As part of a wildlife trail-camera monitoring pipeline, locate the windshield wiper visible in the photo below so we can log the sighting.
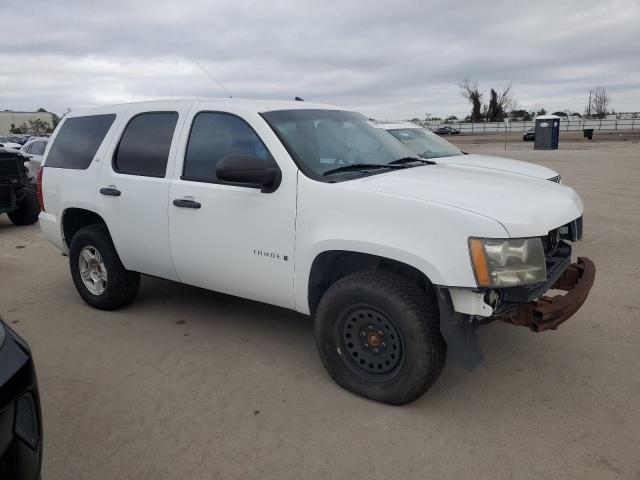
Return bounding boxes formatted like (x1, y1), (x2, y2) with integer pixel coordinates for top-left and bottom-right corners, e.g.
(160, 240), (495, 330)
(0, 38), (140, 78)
(322, 163), (404, 176)
(388, 156), (436, 166)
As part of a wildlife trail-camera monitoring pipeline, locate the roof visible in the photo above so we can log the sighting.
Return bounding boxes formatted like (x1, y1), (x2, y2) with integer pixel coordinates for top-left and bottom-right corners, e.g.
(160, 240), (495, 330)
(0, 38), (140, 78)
(535, 115), (561, 120)
(66, 98), (346, 118)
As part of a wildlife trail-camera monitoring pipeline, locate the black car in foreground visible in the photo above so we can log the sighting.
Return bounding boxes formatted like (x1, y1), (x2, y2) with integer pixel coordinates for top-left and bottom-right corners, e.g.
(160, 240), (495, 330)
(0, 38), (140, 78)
(523, 127), (535, 141)
(0, 318), (42, 479)
(433, 126), (461, 135)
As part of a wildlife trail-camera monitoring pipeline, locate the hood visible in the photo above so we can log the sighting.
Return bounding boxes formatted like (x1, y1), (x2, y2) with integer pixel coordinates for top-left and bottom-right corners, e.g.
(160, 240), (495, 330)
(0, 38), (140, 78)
(353, 164), (582, 237)
(433, 154), (557, 180)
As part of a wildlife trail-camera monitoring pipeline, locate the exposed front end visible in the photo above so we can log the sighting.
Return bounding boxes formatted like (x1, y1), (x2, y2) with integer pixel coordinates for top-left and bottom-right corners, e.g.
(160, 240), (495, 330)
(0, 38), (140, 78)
(438, 216), (595, 369)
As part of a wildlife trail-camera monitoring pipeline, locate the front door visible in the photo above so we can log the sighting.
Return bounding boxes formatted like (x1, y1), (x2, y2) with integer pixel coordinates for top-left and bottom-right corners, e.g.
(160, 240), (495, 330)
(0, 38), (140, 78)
(168, 108), (296, 309)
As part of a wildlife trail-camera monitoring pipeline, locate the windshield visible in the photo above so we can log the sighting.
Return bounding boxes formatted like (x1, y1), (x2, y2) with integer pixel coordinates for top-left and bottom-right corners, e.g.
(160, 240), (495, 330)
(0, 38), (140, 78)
(262, 109), (419, 179)
(387, 128), (463, 159)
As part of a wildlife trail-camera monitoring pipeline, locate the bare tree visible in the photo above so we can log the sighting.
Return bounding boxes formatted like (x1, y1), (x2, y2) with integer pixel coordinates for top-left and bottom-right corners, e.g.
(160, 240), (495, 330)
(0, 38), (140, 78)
(590, 86), (610, 119)
(458, 79), (483, 122)
(460, 80), (514, 122)
(496, 84), (514, 115)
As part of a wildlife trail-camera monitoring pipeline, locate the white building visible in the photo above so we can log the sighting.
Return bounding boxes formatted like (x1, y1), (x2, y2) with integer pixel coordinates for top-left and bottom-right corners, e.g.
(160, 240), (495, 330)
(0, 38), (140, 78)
(0, 110), (55, 134)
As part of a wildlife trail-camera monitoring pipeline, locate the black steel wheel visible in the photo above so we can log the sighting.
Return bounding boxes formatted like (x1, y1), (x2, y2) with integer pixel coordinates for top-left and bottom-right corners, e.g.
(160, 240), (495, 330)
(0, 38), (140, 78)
(339, 306), (404, 380)
(315, 270), (446, 405)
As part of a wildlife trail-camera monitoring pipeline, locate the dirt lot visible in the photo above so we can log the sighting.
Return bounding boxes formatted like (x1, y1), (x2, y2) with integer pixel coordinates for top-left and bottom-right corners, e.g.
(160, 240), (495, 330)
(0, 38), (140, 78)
(1, 138), (639, 479)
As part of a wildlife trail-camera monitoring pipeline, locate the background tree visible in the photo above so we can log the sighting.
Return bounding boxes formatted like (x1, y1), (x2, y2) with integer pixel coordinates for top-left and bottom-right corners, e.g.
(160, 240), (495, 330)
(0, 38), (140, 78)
(510, 109), (532, 121)
(27, 119), (51, 135)
(460, 80), (514, 122)
(591, 86), (610, 119)
(458, 79), (483, 122)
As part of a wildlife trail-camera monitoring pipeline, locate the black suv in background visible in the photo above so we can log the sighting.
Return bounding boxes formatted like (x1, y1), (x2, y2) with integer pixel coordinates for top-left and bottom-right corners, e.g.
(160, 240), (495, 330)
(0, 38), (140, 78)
(0, 318), (43, 479)
(0, 148), (41, 225)
(523, 127), (535, 141)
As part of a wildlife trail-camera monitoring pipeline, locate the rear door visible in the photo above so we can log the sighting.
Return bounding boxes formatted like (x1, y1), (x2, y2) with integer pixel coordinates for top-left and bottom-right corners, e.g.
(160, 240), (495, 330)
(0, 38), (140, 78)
(95, 102), (192, 280)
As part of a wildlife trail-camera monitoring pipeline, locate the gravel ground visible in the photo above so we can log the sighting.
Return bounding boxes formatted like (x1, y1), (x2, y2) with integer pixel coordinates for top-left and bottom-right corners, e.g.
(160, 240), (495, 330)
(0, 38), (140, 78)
(1, 138), (639, 479)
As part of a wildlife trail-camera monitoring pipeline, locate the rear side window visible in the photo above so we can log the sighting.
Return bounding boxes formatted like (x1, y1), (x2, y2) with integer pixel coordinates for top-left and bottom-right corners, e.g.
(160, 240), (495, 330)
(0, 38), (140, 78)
(46, 114), (115, 169)
(113, 112), (178, 177)
(182, 112), (270, 183)
(31, 141), (47, 156)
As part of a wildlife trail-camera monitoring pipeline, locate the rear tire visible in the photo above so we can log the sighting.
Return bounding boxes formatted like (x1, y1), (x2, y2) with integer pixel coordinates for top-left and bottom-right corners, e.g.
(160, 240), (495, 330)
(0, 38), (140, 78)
(314, 270), (446, 405)
(7, 188), (40, 225)
(69, 224), (140, 310)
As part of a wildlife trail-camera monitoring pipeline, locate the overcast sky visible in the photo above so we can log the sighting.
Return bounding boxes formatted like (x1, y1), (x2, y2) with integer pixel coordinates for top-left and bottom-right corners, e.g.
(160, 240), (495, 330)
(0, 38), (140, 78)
(1, 0), (639, 119)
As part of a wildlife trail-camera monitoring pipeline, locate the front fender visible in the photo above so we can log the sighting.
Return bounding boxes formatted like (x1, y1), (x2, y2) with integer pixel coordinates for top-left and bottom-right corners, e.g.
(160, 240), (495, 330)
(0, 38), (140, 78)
(294, 175), (508, 314)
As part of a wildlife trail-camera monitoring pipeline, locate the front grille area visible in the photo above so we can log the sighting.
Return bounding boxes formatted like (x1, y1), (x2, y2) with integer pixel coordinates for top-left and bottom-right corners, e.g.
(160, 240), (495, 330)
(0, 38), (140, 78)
(0, 159), (20, 179)
(0, 185), (13, 208)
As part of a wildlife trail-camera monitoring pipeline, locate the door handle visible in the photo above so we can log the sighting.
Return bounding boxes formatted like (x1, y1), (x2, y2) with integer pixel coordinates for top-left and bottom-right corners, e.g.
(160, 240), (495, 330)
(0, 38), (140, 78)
(173, 198), (201, 209)
(100, 186), (121, 196)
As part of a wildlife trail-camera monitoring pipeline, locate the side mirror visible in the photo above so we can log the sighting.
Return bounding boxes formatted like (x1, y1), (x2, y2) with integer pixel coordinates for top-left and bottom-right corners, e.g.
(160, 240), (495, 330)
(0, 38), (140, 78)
(216, 155), (280, 193)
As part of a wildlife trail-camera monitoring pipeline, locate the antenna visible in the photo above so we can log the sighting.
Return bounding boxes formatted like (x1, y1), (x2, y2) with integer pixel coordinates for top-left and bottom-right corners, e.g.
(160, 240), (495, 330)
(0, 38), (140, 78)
(195, 61), (232, 98)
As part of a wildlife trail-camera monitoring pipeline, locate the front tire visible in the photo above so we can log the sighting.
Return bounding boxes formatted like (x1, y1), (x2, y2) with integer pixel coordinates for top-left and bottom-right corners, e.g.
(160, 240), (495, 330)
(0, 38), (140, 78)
(7, 188), (40, 225)
(69, 224), (140, 310)
(315, 270), (446, 405)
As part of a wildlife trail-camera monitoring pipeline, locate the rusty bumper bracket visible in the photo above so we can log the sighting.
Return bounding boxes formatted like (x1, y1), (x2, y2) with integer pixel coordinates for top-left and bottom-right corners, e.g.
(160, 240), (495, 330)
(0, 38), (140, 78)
(496, 257), (596, 332)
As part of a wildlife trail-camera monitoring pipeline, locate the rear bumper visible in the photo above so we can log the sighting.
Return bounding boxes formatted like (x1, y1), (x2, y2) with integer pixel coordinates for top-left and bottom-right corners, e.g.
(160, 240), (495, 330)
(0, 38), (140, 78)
(0, 322), (43, 480)
(495, 257), (596, 332)
(39, 210), (66, 253)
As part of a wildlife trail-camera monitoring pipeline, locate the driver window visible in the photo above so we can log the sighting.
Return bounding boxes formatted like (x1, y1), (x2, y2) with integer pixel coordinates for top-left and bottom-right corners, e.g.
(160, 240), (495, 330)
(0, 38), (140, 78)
(182, 112), (272, 184)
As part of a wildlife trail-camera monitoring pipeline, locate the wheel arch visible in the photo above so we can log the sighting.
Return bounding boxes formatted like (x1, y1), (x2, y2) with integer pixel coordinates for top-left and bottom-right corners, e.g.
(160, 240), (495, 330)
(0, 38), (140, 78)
(305, 249), (439, 315)
(61, 208), (107, 248)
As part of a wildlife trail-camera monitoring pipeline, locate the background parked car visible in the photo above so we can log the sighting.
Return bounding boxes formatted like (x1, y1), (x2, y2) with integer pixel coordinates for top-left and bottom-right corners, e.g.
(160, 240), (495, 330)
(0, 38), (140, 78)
(20, 137), (48, 181)
(0, 135), (22, 150)
(433, 126), (461, 135)
(0, 317), (43, 480)
(523, 127), (535, 141)
(0, 148), (41, 225)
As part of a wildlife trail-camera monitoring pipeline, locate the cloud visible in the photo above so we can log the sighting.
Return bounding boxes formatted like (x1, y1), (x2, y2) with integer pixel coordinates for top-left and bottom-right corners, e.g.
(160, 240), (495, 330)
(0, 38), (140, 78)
(1, 0), (638, 119)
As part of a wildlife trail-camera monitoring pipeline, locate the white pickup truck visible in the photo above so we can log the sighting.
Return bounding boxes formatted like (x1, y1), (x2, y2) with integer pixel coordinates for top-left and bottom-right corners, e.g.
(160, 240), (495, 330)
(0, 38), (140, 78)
(37, 99), (595, 404)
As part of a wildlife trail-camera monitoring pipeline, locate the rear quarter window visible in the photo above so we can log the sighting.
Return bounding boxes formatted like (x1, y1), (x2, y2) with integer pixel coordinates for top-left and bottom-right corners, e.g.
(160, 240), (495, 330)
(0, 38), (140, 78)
(45, 114), (116, 169)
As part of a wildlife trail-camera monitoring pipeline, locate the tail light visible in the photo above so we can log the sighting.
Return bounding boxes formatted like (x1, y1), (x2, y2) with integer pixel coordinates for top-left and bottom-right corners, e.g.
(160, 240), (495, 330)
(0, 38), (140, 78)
(36, 167), (45, 212)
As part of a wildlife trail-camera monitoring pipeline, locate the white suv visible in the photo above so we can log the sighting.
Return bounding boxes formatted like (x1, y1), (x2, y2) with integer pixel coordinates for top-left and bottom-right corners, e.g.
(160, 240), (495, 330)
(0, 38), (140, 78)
(38, 99), (595, 404)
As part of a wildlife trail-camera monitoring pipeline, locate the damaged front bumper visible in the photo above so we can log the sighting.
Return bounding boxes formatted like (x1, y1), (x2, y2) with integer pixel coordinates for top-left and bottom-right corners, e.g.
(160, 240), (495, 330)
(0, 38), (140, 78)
(437, 248), (596, 370)
(494, 257), (595, 332)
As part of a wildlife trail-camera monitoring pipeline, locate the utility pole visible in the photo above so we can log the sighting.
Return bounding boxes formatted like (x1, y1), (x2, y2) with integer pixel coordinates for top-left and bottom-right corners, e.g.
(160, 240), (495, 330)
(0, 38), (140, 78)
(587, 91), (592, 118)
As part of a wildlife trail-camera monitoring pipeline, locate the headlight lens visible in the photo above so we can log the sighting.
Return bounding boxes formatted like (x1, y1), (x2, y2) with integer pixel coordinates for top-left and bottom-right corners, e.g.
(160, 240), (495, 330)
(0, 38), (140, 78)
(469, 237), (547, 287)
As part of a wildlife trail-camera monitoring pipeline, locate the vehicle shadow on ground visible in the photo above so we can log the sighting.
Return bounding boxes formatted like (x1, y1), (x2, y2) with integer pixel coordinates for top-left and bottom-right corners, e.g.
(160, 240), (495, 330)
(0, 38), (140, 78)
(128, 274), (517, 409)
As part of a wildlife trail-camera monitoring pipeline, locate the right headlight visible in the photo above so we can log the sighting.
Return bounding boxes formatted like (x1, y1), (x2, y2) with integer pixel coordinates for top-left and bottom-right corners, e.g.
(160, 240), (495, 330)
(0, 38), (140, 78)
(469, 237), (547, 287)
